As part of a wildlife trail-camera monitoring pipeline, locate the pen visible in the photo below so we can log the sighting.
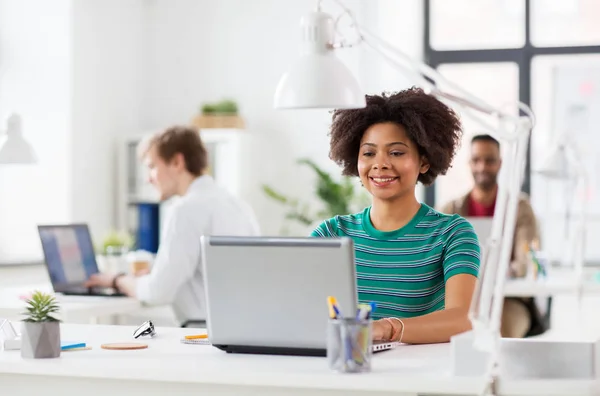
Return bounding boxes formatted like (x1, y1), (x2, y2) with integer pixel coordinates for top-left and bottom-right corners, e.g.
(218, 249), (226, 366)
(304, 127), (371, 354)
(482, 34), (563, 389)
(184, 334), (209, 340)
(329, 296), (343, 319)
(333, 304), (342, 319)
(356, 304), (370, 320)
(367, 302), (376, 319)
(327, 296), (337, 319)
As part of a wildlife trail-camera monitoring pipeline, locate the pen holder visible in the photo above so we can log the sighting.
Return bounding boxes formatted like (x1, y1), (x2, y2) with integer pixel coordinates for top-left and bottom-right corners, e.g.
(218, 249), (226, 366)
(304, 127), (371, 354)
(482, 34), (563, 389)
(327, 318), (372, 373)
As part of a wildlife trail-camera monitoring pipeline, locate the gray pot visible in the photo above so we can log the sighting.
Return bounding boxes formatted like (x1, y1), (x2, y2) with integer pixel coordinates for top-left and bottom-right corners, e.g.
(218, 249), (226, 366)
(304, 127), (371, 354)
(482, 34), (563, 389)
(21, 322), (61, 359)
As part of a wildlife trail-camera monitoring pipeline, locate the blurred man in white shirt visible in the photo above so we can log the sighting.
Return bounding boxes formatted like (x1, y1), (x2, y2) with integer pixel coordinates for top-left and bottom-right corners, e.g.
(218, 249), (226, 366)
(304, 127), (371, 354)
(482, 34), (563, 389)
(85, 126), (260, 325)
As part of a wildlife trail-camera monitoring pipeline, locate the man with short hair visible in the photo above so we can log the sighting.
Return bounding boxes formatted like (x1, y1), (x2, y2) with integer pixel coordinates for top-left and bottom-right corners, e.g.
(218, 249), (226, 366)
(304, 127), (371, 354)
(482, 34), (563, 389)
(86, 126), (260, 326)
(438, 134), (543, 338)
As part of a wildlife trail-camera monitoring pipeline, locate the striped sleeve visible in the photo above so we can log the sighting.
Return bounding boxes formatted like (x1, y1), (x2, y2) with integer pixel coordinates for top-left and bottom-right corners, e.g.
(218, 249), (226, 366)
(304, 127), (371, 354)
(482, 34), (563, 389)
(310, 217), (339, 237)
(442, 216), (481, 281)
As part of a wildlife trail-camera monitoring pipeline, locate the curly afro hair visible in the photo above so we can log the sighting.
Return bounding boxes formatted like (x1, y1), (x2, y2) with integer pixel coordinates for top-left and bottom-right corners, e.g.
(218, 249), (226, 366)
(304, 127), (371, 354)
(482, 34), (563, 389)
(328, 87), (463, 186)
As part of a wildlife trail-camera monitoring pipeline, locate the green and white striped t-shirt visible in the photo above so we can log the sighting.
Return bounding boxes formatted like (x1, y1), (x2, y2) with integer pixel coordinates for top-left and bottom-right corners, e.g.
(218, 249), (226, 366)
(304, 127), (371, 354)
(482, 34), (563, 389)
(311, 203), (480, 319)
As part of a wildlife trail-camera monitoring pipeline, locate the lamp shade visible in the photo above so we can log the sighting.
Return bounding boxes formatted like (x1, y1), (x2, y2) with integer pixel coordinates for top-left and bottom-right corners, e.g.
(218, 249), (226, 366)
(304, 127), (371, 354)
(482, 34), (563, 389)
(273, 10), (365, 110)
(0, 114), (37, 164)
(535, 144), (572, 180)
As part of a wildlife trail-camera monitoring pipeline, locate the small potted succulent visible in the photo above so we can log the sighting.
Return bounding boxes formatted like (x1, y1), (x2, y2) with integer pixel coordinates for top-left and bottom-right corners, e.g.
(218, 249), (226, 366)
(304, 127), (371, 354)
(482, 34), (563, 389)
(21, 291), (61, 359)
(191, 98), (245, 129)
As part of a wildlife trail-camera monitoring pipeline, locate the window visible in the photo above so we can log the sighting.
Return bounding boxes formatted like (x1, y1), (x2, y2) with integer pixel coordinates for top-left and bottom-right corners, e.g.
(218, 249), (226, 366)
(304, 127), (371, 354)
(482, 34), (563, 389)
(530, 54), (600, 263)
(531, 0), (600, 47)
(430, 0), (525, 50)
(434, 63), (519, 206)
(425, 0), (600, 265)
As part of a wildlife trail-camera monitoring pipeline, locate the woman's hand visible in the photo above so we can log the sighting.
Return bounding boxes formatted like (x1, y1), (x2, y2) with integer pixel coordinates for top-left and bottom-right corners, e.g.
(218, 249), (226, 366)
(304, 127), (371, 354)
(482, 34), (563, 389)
(371, 319), (393, 341)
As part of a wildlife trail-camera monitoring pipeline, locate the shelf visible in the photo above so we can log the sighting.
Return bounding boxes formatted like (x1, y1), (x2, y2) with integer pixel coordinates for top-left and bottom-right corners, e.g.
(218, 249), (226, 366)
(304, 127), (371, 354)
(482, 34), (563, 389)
(117, 128), (246, 241)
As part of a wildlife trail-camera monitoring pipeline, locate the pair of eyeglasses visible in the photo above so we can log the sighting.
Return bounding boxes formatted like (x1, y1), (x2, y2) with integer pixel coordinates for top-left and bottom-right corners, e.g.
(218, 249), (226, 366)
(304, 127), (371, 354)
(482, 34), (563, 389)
(133, 320), (156, 339)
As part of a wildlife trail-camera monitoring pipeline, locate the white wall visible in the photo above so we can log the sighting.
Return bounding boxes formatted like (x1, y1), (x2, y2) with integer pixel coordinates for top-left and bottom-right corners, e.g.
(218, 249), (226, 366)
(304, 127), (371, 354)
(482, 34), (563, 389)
(143, 0), (424, 235)
(142, 0), (356, 235)
(358, 0), (424, 94)
(0, 0), (72, 264)
(0, 0), (146, 263)
(358, 0), (425, 201)
(0, 0), (425, 262)
(70, 0), (146, 242)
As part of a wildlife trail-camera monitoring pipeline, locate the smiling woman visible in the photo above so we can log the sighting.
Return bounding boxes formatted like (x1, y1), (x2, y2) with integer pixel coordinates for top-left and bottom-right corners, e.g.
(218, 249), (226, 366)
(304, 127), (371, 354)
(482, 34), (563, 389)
(311, 88), (480, 345)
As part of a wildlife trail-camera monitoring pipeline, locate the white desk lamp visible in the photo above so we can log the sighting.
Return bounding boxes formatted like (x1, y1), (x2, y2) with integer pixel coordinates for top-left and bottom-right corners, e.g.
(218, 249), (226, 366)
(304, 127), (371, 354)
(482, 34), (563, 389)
(274, 0), (535, 388)
(0, 113), (37, 165)
(536, 132), (587, 280)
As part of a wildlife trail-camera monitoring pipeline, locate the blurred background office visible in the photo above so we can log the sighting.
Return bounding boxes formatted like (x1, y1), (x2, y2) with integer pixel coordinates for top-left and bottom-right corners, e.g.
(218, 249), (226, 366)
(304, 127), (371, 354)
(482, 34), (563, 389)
(1, 0), (599, 332)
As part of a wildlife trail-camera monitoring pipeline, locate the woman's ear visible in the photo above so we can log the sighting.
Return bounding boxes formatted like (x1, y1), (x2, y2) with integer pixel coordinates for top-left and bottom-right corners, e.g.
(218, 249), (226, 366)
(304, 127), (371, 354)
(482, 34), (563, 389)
(420, 156), (430, 174)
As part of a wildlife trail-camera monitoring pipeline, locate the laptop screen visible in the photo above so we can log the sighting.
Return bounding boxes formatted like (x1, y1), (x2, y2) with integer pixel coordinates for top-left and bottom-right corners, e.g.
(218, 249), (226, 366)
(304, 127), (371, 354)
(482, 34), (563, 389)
(463, 217), (493, 254)
(38, 224), (98, 286)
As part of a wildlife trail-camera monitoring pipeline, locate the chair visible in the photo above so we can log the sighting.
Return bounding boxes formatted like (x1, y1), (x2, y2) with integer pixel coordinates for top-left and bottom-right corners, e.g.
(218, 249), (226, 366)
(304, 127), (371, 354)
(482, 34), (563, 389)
(525, 297), (552, 337)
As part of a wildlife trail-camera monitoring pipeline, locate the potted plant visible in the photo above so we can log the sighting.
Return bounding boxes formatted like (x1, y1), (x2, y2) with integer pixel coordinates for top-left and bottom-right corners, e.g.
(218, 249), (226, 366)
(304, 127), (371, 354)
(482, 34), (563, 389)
(21, 291), (61, 359)
(192, 98), (245, 129)
(96, 230), (134, 273)
(262, 158), (370, 234)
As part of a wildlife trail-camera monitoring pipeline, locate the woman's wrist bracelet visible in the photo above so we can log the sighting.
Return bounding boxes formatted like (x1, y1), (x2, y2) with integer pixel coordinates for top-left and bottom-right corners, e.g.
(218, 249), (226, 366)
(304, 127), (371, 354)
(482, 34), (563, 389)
(383, 317), (405, 343)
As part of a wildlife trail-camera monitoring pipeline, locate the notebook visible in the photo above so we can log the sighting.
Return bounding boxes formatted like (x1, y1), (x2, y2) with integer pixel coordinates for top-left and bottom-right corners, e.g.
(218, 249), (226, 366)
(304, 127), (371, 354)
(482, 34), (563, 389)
(181, 338), (210, 345)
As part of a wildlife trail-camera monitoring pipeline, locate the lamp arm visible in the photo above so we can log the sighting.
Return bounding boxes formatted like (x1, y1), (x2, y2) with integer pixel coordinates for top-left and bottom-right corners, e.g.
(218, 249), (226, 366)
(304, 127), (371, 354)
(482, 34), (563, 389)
(322, 6), (536, 126)
(357, 33), (508, 133)
(310, 0), (536, 380)
(360, 27), (535, 353)
(324, 0), (536, 355)
(576, 173), (587, 279)
(488, 119), (531, 336)
(323, 3), (537, 134)
(358, 27), (512, 117)
(566, 144), (588, 279)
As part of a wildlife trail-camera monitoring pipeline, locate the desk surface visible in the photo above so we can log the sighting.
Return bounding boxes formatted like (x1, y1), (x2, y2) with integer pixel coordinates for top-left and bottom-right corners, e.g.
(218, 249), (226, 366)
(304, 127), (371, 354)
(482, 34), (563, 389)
(504, 275), (581, 297)
(0, 285), (140, 322)
(1, 324), (597, 396)
(0, 324), (488, 396)
(502, 267), (600, 297)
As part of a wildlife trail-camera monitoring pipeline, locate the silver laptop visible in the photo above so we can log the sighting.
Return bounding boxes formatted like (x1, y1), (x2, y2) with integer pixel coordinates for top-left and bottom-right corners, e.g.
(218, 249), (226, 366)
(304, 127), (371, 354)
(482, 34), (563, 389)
(464, 217), (493, 255)
(37, 224), (123, 297)
(200, 236), (397, 356)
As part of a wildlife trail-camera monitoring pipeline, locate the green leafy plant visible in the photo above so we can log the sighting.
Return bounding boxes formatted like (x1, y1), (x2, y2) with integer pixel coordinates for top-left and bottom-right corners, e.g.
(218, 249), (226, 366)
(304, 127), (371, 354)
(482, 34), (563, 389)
(201, 99), (238, 115)
(22, 291), (60, 322)
(99, 230), (134, 255)
(201, 103), (217, 114)
(213, 99), (238, 114)
(262, 158), (370, 228)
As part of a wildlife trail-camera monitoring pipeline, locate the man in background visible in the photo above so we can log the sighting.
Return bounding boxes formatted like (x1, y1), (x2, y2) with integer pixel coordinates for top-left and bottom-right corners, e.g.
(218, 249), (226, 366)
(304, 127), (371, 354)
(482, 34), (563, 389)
(438, 134), (544, 338)
(86, 126), (260, 326)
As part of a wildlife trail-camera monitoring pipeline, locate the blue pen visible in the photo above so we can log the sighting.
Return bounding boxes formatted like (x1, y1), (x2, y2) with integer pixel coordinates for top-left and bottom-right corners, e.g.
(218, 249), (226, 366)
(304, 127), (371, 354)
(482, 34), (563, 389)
(333, 304), (342, 319)
(367, 302), (377, 319)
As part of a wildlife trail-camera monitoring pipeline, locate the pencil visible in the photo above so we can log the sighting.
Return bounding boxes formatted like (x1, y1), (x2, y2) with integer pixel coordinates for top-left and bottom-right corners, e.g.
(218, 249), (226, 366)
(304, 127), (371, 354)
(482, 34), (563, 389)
(184, 334), (209, 340)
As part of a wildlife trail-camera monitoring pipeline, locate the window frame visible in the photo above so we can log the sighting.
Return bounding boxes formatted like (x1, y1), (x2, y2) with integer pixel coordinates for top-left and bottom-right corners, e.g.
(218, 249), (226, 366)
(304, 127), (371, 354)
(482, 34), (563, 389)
(423, 0), (600, 207)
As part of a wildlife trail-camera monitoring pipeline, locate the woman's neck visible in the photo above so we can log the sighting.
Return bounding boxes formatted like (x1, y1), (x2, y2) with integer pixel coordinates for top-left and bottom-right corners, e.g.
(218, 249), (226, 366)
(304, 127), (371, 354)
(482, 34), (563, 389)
(370, 194), (422, 232)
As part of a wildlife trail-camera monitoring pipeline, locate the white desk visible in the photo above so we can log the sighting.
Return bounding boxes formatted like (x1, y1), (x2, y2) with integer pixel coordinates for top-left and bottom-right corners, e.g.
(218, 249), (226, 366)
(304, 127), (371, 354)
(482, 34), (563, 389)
(0, 324), (486, 396)
(501, 266), (600, 298)
(0, 324), (597, 396)
(0, 285), (140, 323)
(504, 275), (581, 298)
